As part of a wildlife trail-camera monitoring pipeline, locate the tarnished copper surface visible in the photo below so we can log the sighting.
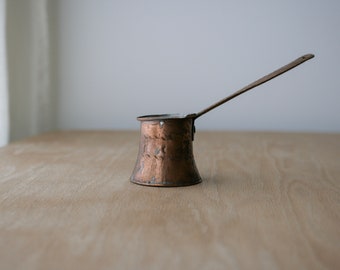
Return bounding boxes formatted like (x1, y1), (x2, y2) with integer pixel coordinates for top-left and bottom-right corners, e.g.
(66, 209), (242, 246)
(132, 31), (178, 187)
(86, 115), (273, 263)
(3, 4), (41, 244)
(130, 114), (201, 187)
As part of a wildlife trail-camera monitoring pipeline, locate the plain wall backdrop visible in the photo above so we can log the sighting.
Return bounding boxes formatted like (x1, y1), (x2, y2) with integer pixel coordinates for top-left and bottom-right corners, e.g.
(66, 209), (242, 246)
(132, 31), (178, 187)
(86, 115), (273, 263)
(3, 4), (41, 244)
(55, 0), (340, 132)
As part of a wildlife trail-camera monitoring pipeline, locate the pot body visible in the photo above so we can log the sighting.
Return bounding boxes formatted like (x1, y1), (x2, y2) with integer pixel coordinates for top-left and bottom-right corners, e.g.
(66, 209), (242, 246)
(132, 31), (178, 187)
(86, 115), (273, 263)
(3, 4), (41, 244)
(130, 115), (201, 187)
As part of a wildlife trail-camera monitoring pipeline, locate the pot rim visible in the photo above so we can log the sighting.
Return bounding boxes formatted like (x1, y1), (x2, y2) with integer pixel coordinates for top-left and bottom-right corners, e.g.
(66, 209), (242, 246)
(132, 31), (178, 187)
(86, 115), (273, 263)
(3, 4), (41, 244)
(137, 113), (196, 121)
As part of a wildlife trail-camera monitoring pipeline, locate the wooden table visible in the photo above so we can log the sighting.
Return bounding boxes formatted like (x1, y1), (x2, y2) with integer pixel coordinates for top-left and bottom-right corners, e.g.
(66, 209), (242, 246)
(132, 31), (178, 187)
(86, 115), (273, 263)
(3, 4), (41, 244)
(0, 131), (339, 270)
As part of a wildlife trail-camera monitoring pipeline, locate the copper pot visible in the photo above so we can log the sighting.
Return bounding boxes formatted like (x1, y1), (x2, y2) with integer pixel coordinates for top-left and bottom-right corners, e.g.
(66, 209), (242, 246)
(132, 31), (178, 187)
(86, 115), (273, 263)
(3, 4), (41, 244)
(130, 114), (200, 187)
(131, 54), (314, 187)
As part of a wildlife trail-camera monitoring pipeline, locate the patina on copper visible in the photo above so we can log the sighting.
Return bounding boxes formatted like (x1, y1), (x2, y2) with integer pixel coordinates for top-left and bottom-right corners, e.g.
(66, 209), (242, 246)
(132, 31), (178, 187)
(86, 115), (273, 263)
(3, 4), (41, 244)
(131, 54), (315, 187)
(130, 114), (201, 187)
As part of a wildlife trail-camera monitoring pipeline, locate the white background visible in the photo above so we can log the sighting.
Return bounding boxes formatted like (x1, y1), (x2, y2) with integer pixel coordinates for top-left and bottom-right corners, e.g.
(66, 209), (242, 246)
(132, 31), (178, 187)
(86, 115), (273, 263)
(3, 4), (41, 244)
(54, 0), (340, 132)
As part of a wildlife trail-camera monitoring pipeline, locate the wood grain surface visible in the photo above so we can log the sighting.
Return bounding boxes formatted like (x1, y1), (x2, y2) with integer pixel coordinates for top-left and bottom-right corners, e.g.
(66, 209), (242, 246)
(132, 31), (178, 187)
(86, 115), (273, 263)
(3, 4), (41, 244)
(0, 131), (339, 270)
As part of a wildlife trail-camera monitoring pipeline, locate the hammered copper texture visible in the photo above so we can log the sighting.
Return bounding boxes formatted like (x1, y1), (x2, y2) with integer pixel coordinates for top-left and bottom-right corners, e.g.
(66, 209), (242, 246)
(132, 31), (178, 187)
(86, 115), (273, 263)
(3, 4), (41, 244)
(130, 117), (201, 187)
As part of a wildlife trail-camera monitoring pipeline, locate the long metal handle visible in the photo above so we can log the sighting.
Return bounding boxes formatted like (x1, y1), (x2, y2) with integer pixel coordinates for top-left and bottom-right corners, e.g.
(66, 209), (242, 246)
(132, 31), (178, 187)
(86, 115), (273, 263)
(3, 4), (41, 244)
(194, 54), (314, 119)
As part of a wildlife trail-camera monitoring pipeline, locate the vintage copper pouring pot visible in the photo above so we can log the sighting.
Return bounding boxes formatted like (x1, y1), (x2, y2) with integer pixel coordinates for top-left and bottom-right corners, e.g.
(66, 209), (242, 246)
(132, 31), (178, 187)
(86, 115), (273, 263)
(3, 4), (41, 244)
(131, 54), (314, 187)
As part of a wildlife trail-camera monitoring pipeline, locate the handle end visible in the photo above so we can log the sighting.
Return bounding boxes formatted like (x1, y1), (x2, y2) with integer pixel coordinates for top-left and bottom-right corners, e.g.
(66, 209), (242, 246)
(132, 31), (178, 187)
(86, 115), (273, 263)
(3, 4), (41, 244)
(302, 54), (315, 61)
